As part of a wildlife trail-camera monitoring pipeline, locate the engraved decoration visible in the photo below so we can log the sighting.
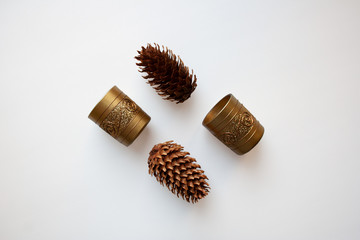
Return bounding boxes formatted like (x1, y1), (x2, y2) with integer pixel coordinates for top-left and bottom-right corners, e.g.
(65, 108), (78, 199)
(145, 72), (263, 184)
(220, 111), (254, 146)
(100, 97), (138, 138)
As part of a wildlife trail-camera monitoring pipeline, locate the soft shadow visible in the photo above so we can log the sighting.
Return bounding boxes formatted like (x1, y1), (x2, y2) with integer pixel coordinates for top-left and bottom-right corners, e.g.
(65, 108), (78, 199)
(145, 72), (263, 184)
(128, 125), (153, 158)
(239, 142), (264, 170)
(159, 91), (200, 119)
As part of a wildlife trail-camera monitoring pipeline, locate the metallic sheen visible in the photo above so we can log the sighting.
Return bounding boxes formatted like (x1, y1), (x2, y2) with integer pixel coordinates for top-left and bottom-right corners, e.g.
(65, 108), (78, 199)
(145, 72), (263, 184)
(202, 94), (264, 155)
(88, 86), (151, 146)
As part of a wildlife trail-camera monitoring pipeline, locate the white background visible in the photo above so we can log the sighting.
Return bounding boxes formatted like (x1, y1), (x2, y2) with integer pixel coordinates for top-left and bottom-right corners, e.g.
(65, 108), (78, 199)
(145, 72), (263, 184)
(1, 0), (360, 239)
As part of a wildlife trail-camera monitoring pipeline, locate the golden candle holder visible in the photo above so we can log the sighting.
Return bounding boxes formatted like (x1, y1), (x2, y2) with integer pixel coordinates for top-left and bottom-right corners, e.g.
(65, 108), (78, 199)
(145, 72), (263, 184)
(89, 86), (151, 146)
(202, 94), (264, 155)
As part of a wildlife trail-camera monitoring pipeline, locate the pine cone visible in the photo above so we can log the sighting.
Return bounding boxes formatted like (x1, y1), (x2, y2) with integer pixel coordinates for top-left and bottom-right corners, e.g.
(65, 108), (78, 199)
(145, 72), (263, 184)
(148, 141), (210, 203)
(135, 43), (197, 104)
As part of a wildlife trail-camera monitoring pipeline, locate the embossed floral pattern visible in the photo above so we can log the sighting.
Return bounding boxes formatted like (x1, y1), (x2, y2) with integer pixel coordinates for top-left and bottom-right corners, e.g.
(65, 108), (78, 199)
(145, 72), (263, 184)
(123, 98), (138, 112)
(220, 112), (254, 147)
(240, 112), (253, 127)
(222, 132), (237, 145)
(100, 97), (139, 138)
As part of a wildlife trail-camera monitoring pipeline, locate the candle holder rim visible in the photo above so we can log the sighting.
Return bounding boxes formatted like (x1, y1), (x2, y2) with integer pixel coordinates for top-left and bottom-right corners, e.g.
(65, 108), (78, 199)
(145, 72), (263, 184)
(88, 85), (120, 123)
(202, 93), (233, 126)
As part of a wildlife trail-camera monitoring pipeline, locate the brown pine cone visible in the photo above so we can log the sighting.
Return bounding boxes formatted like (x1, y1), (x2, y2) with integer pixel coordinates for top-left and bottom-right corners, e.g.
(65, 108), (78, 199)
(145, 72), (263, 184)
(148, 141), (210, 203)
(135, 43), (197, 104)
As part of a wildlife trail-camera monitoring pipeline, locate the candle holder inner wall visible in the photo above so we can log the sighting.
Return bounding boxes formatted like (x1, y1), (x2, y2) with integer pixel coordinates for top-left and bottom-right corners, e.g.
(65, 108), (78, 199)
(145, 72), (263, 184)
(202, 94), (264, 155)
(88, 86), (151, 146)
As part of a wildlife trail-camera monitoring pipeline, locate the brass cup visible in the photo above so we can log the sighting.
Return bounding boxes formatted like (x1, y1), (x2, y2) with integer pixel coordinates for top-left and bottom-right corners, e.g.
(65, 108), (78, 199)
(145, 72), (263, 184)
(202, 94), (264, 155)
(88, 86), (151, 146)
